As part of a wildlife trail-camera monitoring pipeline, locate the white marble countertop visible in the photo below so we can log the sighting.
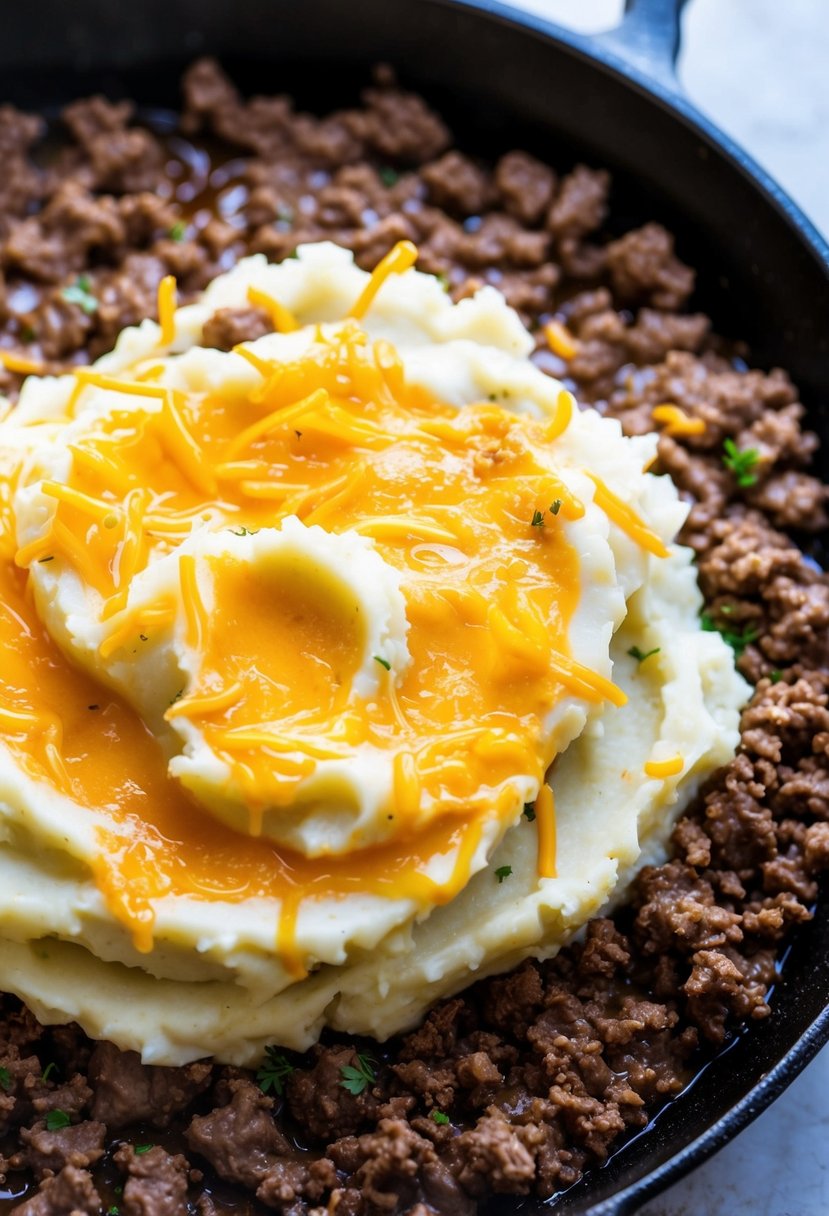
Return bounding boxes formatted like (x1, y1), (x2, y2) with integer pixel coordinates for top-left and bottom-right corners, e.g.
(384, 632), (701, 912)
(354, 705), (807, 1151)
(501, 2), (829, 1212)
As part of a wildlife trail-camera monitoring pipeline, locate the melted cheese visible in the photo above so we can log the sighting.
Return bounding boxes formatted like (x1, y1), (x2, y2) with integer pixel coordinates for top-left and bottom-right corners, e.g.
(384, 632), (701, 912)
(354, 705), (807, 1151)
(0, 244), (691, 973)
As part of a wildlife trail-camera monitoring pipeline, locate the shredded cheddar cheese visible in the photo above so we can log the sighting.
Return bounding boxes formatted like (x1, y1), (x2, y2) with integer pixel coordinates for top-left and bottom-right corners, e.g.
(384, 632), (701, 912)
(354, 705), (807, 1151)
(544, 319), (579, 361)
(652, 403), (706, 437)
(535, 783), (557, 878)
(349, 240), (418, 320)
(644, 755), (684, 779)
(247, 285), (300, 333)
(588, 474), (670, 559)
(157, 275), (178, 346)
(0, 351), (49, 377)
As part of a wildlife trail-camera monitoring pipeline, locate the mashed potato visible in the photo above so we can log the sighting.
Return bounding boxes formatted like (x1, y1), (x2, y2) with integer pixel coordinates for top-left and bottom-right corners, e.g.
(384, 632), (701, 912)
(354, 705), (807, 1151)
(0, 242), (748, 1063)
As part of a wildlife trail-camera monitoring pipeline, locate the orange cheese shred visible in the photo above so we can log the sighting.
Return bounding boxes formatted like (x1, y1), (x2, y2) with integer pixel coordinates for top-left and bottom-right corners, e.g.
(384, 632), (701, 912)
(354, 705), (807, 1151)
(157, 275), (178, 346)
(0, 351), (49, 377)
(544, 319), (579, 361)
(548, 651), (627, 707)
(247, 285), (300, 334)
(644, 755), (684, 779)
(179, 554), (208, 652)
(535, 783), (557, 879)
(652, 403), (706, 437)
(349, 240), (418, 320)
(588, 474), (670, 559)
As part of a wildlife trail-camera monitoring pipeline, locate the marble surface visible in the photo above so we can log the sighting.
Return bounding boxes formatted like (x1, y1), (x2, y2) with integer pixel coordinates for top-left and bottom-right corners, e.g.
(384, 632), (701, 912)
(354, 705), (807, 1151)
(495, 1), (829, 1213)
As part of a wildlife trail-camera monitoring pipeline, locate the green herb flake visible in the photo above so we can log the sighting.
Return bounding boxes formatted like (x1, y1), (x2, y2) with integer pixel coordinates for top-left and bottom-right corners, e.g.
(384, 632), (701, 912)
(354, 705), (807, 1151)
(0, 1066), (12, 1092)
(494, 865), (512, 883)
(701, 612), (760, 657)
(435, 272), (450, 291)
(379, 166), (400, 187)
(134, 1143), (154, 1155)
(722, 438), (760, 488)
(256, 1046), (295, 1097)
(168, 221), (186, 242)
(19, 324), (36, 344)
(627, 645), (660, 664)
(339, 1053), (376, 1096)
(770, 669), (783, 684)
(38, 555), (54, 563)
(230, 526), (259, 537)
(41, 1062), (58, 1083)
(45, 1109), (70, 1131)
(431, 1110), (450, 1125)
(530, 509), (545, 528)
(108, 1207), (120, 1215)
(169, 688), (184, 706)
(522, 802), (536, 822)
(549, 499), (562, 515)
(61, 275), (99, 316)
(373, 655), (391, 671)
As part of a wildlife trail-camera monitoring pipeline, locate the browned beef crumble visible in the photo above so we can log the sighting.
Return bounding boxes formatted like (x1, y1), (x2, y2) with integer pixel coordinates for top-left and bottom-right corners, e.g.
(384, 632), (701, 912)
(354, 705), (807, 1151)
(0, 59), (827, 1216)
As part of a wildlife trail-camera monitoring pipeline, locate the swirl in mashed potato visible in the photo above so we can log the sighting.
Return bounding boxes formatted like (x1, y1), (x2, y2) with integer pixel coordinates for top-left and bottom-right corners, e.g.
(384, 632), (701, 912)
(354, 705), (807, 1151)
(0, 242), (748, 1063)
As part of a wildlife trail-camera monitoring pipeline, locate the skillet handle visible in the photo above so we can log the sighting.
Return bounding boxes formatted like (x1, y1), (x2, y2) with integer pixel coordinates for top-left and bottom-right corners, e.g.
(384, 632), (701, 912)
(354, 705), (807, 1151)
(593, 0), (689, 93)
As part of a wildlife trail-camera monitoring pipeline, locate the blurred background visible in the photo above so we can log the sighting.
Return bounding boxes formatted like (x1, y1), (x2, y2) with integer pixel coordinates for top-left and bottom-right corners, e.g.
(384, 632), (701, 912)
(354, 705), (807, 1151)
(505, 2), (828, 1214)
(518, 0), (829, 236)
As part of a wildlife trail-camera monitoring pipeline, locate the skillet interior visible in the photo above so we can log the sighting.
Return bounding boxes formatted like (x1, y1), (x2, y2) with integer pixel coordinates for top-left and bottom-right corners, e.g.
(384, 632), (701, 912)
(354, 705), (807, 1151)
(0, 1), (827, 1212)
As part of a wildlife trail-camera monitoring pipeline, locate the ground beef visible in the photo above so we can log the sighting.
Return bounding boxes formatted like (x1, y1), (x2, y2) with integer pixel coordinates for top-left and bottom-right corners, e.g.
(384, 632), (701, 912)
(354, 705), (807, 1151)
(0, 60), (826, 1216)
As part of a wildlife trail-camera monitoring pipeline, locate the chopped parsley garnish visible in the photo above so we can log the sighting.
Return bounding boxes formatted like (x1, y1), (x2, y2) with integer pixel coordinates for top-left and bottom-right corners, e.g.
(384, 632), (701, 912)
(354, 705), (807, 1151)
(431, 1110), (450, 1125)
(628, 645), (660, 664)
(379, 166), (400, 187)
(134, 1144), (154, 1155)
(494, 865), (512, 883)
(701, 613), (760, 657)
(61, 275), (99, 315)
(256, 1046), (295, 1097)
(41, 1062), (58, 1083)
(168, 221), (186, 242)
(339, 1053), (376, 1096)
(549, 499), (562, 515)
(0, 1066), (12, 1092)
(523, 802), (536, 822)
(435, 272), (450, 291)
(45, 1109), (70, 1131)
(169, 688), (184, 706)
(373, 655), (391, 671)
(19, 324), (36, 343)
(722, 438), (760, 487)
(108, 1207), (120, 1215)
(770, 669), (783, 684)
(530, 509), (545, 528)
(230, 526), (259, 536)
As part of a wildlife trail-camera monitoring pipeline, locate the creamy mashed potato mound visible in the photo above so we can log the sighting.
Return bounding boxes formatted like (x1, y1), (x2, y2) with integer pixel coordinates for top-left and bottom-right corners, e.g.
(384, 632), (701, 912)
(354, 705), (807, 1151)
(0, 242), (748, 1064)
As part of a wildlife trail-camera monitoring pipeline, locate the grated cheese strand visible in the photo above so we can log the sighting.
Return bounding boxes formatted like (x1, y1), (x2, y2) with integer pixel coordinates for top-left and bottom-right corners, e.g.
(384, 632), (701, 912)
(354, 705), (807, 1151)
(544, 319), (579, 361)
(247, 285), (300, 333)
(651, 403), (706, 437)
(588, 474), (670, 559)
(179, 554), (208, 652)
(157, 275), (178, 346)
(535, 783), (557, 878)
(349, 240), (419, 320)
(644, 755), (684, 779)
(0, 351), (49, 376)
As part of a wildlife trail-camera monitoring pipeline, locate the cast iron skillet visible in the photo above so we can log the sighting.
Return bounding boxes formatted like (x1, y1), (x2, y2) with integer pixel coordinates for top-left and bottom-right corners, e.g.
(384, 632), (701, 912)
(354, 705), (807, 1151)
(0, 1), (827, 1213)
